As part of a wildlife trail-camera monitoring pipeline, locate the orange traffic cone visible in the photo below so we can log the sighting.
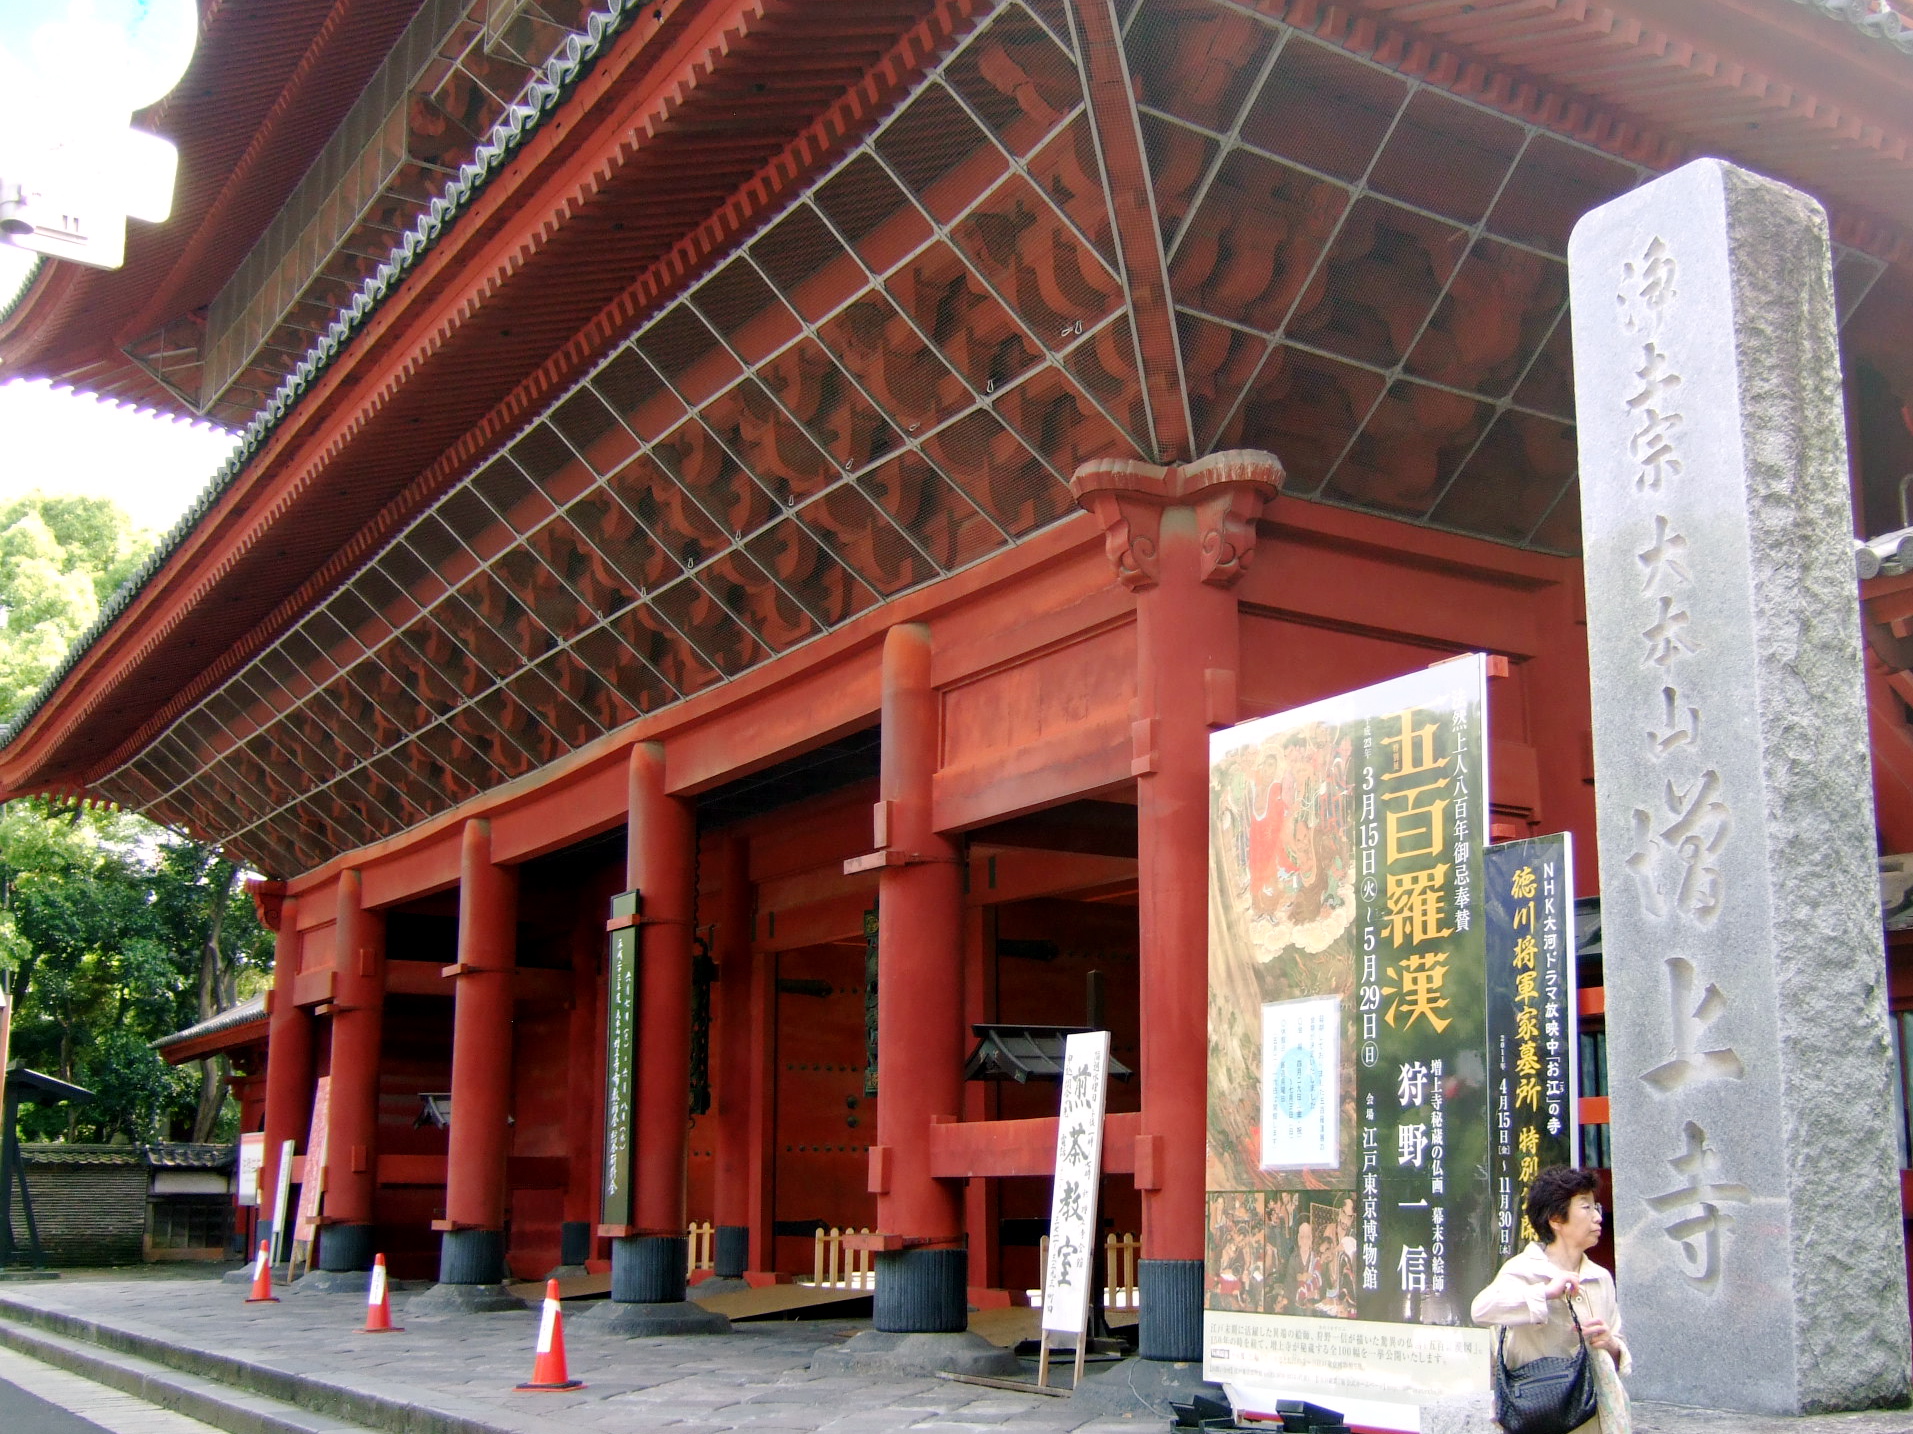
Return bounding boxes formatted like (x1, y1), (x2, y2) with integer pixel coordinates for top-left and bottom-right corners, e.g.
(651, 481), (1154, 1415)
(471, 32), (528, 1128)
(515, 1279), (583, 1391)
(362, 1253), (401, 1333)
(244, 1240), (279, 1304)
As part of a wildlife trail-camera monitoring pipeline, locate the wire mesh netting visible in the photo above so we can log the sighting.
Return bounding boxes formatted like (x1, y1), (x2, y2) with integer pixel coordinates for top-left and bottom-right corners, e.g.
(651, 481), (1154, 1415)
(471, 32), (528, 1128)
(99, 0), (1145, 874)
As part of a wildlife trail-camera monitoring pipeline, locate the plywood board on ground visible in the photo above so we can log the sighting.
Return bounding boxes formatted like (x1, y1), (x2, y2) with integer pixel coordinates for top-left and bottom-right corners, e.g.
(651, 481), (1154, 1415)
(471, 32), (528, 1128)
(691, 1283), (873, 1320)
(507, 1272), (611, 1301)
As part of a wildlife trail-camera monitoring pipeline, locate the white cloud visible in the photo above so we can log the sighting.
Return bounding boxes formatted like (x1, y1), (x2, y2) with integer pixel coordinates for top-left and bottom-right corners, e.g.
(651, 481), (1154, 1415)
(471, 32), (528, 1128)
(0, 377), (237, 536)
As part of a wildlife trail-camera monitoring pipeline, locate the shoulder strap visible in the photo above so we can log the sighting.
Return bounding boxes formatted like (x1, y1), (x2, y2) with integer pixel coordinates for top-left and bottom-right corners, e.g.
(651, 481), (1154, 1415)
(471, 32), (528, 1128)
(1564, 1298), (1587, 1342)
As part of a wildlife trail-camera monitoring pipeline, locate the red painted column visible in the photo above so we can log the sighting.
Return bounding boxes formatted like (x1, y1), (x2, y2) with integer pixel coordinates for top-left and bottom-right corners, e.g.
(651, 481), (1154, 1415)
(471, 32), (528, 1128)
(630, 741), (694, 1244)
(434, 818), (518, 1292)
(962, 904), (1001, 1295)
(599, 739), (725, 1331)
(870, 621), (968, 1331)
(258, 886), (310, 1259)
(711, 833), (753, 1279)
(1071, 451), (1282, 1361)
(321, 870), (385, 1273)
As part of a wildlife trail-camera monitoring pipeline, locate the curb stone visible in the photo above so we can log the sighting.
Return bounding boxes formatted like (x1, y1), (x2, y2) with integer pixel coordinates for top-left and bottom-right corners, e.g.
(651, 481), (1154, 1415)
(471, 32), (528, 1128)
(0, 1296), (507, 1434)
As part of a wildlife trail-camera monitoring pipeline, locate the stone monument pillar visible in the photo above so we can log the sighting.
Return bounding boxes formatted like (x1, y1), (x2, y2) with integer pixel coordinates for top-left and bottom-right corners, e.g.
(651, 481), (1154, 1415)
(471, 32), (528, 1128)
(1570, 157), (1910, 1414)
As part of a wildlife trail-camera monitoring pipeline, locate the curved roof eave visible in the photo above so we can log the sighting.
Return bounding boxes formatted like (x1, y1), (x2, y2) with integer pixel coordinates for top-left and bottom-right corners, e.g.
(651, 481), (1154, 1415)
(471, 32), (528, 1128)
(0, 0), (642, 769)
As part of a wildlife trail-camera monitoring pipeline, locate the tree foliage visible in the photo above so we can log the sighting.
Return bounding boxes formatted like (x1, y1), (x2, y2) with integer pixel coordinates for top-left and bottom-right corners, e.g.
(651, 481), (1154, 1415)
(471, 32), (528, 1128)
(0, 492), (150, 725)
(0, 492), (274, 1144)
(1, 802), (274, 1143)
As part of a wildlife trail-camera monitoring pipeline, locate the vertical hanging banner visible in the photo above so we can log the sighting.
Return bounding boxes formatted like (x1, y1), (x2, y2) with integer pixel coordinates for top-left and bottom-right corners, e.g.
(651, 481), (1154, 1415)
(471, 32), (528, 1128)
(1206, 657), (1492, 1427)
(1042, 1030), (1111, 1338)
(1485, 835), (1578, 1256)
(600, 889), (640, 1230)
(863, 905), (880, 1098)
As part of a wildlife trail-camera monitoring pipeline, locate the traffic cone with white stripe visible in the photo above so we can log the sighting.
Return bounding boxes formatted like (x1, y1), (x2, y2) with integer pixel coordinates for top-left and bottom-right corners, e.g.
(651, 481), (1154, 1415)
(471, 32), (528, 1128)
(244, 1240), (278, 1303)
(362, 1253), (401, 1333)
(515, 1279), (582, 1391)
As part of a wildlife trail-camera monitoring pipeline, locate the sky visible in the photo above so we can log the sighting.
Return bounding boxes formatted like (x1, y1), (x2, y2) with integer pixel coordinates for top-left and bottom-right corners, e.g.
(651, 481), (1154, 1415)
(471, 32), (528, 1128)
(0, 371), (239, 539)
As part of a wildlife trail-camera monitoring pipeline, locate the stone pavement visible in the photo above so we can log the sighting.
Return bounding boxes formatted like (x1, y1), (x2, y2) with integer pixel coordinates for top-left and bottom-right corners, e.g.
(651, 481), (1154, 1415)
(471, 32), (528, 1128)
(0, 1272), (1908, 1434)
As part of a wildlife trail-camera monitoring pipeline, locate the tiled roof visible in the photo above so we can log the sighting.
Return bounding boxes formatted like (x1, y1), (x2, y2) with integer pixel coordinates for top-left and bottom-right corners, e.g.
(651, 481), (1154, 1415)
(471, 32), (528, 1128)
(15, 1142), (236, 1169)
(144, 1143), (237, 1170)
(1794, 0), (1913, 56)
(18, 1144), (143, 1168)
(0, 0), (641, 755)
(151, 994), (268, 1052)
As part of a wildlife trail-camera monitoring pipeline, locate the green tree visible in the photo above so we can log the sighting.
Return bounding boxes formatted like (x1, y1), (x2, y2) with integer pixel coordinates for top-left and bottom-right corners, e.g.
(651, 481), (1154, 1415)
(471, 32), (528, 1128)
(0, 492), (149, 725)
(1, 803), (271, 1142)
(0, 492), (273, 1145)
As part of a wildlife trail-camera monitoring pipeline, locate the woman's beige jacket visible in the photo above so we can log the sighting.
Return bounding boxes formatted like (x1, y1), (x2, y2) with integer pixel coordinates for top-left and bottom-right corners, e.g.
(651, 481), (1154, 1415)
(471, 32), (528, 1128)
(1470, 1242), (1632, 1376)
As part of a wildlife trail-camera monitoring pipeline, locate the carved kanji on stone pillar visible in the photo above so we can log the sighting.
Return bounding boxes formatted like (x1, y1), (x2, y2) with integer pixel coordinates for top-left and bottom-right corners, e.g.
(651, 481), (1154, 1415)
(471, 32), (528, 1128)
(1069, 449), (1284, 592)
(1068, 447), (1282, 1364)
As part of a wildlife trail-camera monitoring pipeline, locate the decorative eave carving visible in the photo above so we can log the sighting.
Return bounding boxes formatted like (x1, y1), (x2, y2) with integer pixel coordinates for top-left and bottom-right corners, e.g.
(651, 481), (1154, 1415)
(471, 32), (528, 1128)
(1069, 449), (1285, 592)
(247, 877), (287, 932)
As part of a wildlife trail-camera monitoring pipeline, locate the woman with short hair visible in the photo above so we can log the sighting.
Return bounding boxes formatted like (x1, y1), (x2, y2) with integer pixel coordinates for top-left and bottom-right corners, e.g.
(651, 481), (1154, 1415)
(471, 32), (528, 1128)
(1471, 1166), (1631, 1434)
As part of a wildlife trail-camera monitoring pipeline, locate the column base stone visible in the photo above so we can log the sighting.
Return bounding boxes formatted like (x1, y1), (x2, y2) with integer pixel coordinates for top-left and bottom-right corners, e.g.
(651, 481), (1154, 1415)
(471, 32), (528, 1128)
(811, 1330), (1021, 1378)
(317, 1222), (374, 1273)
(1138, 1259), (1202, 1362)
(582, 1299), (730, 1335)
(409, 1229), (524, 1314)
(611, 1234), (687, 1303)
(289, 1268), (371, 1295)
(405, 1281), (527, 1316)
(874, 1247), (966, 1333)
(559, 1220), (592, 1266)
(713, 1224), (748, 1279)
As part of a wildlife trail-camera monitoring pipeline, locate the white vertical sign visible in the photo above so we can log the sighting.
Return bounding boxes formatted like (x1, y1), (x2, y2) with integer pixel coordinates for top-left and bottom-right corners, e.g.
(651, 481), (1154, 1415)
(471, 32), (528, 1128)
(269, 1139), (295, 1263)
(236, 1131), (265, 1207)
(1041, 1030), (1110, 1337)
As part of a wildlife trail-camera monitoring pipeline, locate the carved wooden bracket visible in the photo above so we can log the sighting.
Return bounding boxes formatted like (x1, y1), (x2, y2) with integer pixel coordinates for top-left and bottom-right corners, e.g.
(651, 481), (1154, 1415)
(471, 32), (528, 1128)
(247, 877), (287, 931)
(1069, 449), (1285, 591)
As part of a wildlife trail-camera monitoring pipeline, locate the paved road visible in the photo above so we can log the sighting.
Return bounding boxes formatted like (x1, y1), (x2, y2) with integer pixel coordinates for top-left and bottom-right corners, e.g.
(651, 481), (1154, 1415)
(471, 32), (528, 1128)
(0, 1346), (226, 1434)
(0, 1372), (111, 1434)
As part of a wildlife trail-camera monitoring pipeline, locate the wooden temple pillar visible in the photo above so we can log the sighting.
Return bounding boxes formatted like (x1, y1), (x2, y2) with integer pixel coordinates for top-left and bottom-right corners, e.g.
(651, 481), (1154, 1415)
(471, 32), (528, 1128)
(319, 869), (386, 1275)
(422, 818), (521, 1309)
(869, 622), (969, 1330)
(595, 742), (728, 1333)
(1070, 451), (1284, 1362)
(711, 832), (754, 1281)
(256, 883), (308, 1258)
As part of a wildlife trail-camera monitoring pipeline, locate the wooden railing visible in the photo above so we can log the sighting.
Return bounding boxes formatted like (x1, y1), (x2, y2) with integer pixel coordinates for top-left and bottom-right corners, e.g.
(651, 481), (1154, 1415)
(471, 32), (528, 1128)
(1104, 1231), (1140, 1307)
(687, 1220), (715, 1276)
(809, 1226), (876, 1289)
(1035, 1231), (1141, 1307)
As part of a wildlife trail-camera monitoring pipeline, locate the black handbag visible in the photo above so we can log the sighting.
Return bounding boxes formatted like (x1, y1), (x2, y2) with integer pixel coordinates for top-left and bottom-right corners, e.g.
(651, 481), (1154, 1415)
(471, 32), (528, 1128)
(1492, 1300), (1600, 1434)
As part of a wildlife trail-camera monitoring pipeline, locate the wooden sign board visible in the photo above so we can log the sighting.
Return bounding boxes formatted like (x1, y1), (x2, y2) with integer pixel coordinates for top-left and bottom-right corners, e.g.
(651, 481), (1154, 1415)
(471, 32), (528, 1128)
(1039, 1030), (1110, 1389)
